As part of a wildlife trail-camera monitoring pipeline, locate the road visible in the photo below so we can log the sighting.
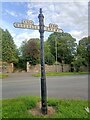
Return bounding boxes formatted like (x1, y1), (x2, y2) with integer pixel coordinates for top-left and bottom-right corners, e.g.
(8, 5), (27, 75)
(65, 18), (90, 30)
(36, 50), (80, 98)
(2, 73), (88, 99)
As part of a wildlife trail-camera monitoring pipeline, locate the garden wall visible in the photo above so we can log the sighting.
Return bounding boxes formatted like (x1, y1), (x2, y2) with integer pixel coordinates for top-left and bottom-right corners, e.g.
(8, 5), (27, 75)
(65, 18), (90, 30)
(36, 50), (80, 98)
(27, 62), (70, 73)
(0, 61), (14, 73)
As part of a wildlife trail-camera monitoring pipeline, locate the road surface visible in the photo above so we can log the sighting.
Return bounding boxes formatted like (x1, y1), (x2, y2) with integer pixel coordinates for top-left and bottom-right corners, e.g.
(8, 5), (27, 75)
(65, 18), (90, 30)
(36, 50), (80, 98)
(2, 73), (88, 99)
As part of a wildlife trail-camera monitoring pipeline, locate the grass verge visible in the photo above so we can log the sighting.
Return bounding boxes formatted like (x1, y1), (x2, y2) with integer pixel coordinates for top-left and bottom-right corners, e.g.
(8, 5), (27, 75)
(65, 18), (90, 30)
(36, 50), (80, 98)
(0, 74), (8, 79)
(32, 72), (88, 77)
(1, 96), (89, 118)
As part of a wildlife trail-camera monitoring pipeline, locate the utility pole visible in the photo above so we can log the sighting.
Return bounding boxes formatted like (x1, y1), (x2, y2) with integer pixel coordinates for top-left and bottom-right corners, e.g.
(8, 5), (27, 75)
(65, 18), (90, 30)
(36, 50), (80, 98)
(13, 8), (63, 114)
(55, 37), (58, 72)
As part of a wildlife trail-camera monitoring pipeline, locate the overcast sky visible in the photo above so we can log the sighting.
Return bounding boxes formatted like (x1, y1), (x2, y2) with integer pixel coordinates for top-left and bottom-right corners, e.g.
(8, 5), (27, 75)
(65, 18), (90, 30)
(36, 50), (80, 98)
(1, 1), (88, 47)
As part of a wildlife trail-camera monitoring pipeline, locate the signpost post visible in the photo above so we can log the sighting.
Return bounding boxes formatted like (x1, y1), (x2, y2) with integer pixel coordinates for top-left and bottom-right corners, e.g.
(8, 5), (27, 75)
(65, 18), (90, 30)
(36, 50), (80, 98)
(13, 8), (63, 114)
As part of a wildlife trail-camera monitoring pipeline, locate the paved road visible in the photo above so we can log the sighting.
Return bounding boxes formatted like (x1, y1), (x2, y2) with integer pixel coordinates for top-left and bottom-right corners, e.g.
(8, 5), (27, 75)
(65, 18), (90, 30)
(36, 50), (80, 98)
(2, 73), (88, 99)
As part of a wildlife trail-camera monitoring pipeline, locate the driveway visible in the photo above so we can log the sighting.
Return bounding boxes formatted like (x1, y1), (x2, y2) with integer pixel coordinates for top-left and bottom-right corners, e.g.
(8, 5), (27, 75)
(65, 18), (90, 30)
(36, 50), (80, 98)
(2, 73), (88, 99)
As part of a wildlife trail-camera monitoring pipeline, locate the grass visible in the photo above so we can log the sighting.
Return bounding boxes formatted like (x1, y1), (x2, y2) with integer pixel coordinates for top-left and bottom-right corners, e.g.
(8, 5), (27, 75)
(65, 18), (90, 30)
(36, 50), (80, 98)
(1, 96), (89, 118)
(32, 72), (88, 77)
(0, 74), (8, 79)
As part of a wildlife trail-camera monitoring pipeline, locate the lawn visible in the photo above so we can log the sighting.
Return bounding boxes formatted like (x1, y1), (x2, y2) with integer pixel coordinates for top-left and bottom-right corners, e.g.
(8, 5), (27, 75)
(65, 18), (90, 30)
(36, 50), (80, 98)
(0, 74), (8, 79)
(1, 96), (89, 118)
(32, 72), (88, 77)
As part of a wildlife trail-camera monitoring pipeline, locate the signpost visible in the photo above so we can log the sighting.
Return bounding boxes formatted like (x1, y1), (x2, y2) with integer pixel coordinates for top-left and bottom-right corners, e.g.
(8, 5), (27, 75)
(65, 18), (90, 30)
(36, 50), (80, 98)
(13, 8), (63, 114)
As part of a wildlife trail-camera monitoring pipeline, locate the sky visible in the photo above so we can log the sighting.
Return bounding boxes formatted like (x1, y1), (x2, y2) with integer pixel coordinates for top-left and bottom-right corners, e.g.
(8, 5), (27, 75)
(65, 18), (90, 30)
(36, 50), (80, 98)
(1, 1), (88, 47)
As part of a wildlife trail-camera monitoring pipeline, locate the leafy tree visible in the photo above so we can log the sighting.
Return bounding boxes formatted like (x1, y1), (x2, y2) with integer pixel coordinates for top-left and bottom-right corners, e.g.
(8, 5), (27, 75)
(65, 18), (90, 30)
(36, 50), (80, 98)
(72, 55), (86, 72)
(73, 36), (90, 71)
(20, 38), (40, 65)
(2, 28), (18, 63)
(47, 32), (77, 65)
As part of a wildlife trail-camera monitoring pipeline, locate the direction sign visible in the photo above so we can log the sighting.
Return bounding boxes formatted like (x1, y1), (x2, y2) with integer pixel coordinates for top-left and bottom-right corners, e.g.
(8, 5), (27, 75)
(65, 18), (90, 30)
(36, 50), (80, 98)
(13, 22), (39, 30)
(13, 20), (63, 33)
(13, 8), (63, 115)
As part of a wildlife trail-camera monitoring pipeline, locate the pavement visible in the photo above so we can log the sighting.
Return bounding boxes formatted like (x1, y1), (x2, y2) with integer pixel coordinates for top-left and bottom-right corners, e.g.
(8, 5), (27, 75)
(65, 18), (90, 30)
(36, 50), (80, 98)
(2, 72), (88, 99)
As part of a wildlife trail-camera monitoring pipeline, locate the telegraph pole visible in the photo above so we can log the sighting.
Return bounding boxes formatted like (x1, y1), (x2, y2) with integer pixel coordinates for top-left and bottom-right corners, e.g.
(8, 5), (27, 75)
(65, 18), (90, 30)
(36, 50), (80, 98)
(13, 8), (63, 115)
(55, 38), (58, 72)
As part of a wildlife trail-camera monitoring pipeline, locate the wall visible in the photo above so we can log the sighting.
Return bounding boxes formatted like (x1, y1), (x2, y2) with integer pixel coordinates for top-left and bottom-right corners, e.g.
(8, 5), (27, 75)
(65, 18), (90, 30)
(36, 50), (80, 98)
(27, 62), (71, 73)
(0, 61), (14, 73)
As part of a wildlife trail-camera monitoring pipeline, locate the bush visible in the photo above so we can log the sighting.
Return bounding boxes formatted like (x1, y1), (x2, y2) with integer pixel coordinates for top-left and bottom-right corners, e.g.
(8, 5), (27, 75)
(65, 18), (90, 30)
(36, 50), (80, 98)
(45, 52), (55, 65)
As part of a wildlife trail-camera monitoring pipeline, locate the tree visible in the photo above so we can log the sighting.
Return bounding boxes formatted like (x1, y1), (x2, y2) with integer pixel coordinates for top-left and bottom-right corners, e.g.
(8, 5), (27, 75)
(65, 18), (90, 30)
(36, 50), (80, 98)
(2, 28), (18, 63)
(72, 36), (89, 71)
(0, 28), (3, 61)
(44, 41), (55, 65)
(72, 55), (86, 72)
(20, 38), (40, 65)
(47, 32), (77, 65)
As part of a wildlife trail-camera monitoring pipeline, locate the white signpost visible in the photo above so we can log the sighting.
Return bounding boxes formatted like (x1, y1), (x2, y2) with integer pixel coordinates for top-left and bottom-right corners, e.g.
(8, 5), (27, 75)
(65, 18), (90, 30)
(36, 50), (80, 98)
(13, 20), (63, 33)
(13, 8), (63, 115)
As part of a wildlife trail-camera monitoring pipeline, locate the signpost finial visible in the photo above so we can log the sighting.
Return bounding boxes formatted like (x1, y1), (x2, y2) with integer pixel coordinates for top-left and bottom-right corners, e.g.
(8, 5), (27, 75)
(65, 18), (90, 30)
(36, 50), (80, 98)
(40, 8), (42, 13)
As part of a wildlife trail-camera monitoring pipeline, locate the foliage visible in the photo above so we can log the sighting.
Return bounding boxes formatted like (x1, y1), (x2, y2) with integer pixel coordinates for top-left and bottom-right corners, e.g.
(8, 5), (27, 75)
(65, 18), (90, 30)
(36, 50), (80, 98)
(16, 31), (89, 71)
(1, 28), (18, 63)
(20, 38), (40, 65)
(1, 26), (89, 71)
(45, 52), (55, 65)
(73, 37), (89, 71)
(47, 32), (77, 64)
(0, 28), (2, 61)
(1, 96), (88, 118)
(20, 38), (55, 66)
(72, 55), (87, 72)
(14, 57), (26, 71)
(44, 41), (55, 65)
